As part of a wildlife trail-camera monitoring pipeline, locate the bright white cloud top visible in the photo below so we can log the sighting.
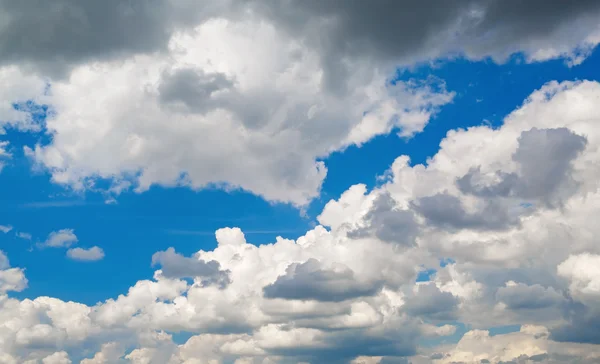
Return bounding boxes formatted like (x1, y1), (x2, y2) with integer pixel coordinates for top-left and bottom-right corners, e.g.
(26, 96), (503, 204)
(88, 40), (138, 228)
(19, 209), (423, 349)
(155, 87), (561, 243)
(1, 1), (600, 363)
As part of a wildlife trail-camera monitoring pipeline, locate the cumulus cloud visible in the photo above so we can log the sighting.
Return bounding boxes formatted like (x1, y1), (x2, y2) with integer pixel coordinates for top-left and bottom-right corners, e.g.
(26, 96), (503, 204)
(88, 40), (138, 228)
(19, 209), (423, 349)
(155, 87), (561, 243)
(42, 229), (78, 248)
(402, 283), (459, 321)
(0, 75), (598, 364)
(432, 325), (600, 364)
(41, 351), (71, 364)
(0, 251), (28, 294)
(0, 224), (12, 233)
(1, 2), (600, 362)
(66, 246), (105, 262)
(263, 258), (383, 302)
(496, 281), (565, 310)
(3, 1), (599, 205)
(151, 247), (231, 288)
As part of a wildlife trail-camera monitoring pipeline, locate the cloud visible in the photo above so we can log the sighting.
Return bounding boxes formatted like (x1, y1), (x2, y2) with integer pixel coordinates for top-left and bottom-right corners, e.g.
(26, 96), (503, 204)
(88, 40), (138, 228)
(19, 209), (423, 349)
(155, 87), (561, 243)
(1, 28), (600, 361)
(0, 251), (28, 294)
(348, 192), (418, 246)
(432, 325), (600, 364)
(151, 247), (231, 288)
(1, 0), (598, 207)
(16, 232), (32, 240)
(403, 283), (459, 321)
(496, 281), (565, 310)
(0, 224), (12, 233)
(0, 141), (10, 171)
(41, 351), (71, 364)
(19, 200), (87, 208)
(457, 127), (587, 207)
(263, 258), (383, 302)
(1, 1), (599, 77)
(412, 192), (519, 231)
(42, 229), (78, 248)
(66, 246), (105, 262)
(557, 254), (600, 305)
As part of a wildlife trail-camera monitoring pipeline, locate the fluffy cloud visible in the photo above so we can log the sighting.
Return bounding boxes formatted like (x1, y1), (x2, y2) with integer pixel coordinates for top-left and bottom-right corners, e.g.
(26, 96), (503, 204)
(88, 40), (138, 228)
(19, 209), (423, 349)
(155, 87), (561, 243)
(1, 75), (599, 363)
(1, 2), (600, 362)
(42, 229), (78, 248)
(0, 251), (27, 294)
(66, 246), (105, 262)
(151, 247), (231, 287)
(13, 19), (450, 206)
(263, 258), (383, 302)
(432, 325), (600, 364)
(2, 2), (599, 204)
(0, 225), (12, 233)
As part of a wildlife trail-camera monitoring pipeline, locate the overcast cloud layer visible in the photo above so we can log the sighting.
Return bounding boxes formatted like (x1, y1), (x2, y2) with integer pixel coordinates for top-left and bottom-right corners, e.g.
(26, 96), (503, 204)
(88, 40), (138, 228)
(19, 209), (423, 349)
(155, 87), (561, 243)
(2, 1), (600, 363)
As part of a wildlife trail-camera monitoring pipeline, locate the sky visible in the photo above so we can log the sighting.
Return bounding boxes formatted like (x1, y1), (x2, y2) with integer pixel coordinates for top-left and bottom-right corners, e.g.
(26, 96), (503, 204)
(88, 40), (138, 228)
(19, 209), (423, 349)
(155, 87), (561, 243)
(1, 1), (600, 363)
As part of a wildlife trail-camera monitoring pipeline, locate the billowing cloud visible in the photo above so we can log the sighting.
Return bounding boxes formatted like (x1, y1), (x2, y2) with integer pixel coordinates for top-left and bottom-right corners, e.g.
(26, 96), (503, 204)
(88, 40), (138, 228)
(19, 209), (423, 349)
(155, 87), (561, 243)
(0, 250), (28, 294)
(263, 258), (383, 302)
(3, 2), (599, 205)
(1, 2), (600, 362)
(0, 76), (598, 364)
(151, 247), (231, 288)
(432, 325), (600, 364)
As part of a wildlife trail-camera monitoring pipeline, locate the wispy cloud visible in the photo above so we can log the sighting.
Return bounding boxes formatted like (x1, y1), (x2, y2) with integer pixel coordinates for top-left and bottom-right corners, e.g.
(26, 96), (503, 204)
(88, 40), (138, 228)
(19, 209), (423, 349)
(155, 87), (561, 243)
(19, 200), (87, 208)
(0, 225), (12, 233)
(16, 232), (32, 240)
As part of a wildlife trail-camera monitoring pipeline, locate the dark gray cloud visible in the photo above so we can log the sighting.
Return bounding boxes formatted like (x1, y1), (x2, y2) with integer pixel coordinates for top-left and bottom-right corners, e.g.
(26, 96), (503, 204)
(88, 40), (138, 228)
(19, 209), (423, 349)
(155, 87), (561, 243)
(266, 321), (419, 364)
(263, 258), (382, 302)
(403, 283), (459, 321)
(458, 127), (587, 207)
(151, 247), (231, 288)
(3, 1), (600, 82)
(348, 192), (418, 246)
(0, 0), (233, 77)
(251, 0), (600, 90)
(551, 302), (600, 344)
(412, 193), (518, 230)
(496, 283), (565, 310)
(0, 0), (171, 76)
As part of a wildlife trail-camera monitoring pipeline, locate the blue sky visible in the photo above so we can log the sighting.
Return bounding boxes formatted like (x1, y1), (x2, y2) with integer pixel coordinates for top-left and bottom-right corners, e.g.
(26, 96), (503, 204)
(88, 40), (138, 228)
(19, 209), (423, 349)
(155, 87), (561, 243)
(2, 2), (600, 363)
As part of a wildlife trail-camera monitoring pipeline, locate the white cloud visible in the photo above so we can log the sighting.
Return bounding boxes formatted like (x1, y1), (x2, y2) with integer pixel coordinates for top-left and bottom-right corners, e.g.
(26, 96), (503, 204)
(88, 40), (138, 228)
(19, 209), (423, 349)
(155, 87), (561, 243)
(66, 246), (105, 262)
(42, 229), (78, 248)
(432, 325), (600, 364)
(16, 19), (452, 206)
(0, 224), (12, 233)
(0, 251), (28, 294)
(80, 342), (124, 364)
(41, 351), (71, 364)
(558, 253), (600, 305)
